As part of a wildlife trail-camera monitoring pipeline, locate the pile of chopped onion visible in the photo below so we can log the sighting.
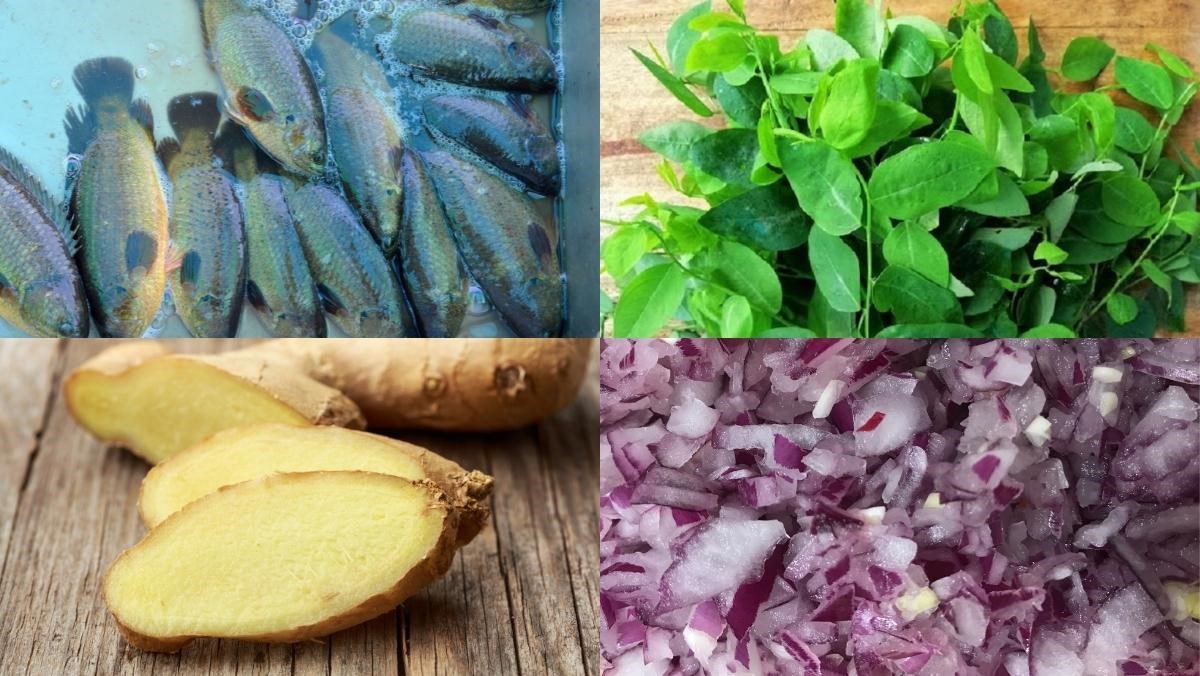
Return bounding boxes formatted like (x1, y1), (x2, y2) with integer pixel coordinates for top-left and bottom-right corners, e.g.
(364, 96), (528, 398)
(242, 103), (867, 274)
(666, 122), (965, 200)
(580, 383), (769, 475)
(599, 339), (1199, 675)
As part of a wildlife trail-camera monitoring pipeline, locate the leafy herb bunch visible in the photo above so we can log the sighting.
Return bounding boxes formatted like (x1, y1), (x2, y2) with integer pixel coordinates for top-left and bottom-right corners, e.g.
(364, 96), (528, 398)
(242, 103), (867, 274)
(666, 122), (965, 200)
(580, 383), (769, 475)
(603, 0), (1200, 338)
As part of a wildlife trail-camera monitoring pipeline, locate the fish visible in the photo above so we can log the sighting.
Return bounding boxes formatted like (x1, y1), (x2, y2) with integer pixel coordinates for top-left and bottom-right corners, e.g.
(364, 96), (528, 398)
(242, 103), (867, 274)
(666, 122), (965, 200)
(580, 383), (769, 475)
(309, 18), (405, 254)
(424, 148), (561, 337)
(397, 150), (468, 337)
(157, 93), (246, 337)
(0, 147), (89, 337)
(388, 10), (557, 93)
(285, 183), (415, 337)
(424, 93), (561, 196)
(214, 122), (325, 338)
(199, 0), (327, 177)
(439, 0), (553, 13)
(64, 57), (169, 338)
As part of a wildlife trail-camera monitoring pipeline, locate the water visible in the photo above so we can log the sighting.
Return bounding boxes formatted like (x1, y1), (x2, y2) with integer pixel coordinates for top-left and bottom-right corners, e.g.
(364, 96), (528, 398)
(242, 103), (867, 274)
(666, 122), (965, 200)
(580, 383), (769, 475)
(0, 0), (571, 337)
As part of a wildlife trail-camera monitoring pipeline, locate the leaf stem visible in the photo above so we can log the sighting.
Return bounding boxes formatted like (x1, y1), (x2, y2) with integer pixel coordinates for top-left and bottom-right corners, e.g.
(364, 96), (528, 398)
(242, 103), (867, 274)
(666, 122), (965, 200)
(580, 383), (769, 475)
(852, 168), (874, 337)
(1078, 177), (1184, 327)
(646, 230), (778, 317)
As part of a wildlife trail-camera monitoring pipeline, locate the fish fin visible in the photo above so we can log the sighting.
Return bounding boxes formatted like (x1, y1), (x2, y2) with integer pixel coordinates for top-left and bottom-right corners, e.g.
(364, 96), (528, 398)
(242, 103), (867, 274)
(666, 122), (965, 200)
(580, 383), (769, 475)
(0, 271), (14, 304)
(466, 11), (503, 30)
(125, 231), (159, 274)
(129, 99), (156, 139)
(234, 87), (277, 123)
(246, 279), (271, 314)
(179, 251), (202, 290)
(72, 57), (134, 106)
(527, 223), (554, 265)
(64, 104), (97, 157)
(506, 93), (535, 121)
(316, 283), (348, 317)
(0, 145), (74, 246)
(389, 146), (405, 178)
(156, 137), (181, 172)
(167, 92), (222, 140)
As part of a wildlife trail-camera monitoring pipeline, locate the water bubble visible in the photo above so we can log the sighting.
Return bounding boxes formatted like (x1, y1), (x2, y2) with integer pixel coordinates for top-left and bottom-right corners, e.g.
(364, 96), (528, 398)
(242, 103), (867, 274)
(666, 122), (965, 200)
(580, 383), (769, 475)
(170, 56), (186, 68)
(49, 78), (62, 90)
(147, 42), (162, 54)
(135, 66), (149, 79)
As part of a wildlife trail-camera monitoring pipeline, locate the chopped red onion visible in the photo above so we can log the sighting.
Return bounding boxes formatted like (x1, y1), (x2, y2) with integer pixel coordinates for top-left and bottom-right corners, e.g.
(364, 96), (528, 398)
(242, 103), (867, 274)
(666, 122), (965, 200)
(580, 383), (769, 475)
(600, 339), (1200, 674)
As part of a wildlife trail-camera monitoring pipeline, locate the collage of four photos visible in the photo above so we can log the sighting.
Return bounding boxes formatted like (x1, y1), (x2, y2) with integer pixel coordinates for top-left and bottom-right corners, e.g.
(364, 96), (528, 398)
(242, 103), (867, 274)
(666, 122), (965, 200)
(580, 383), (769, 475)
(0, 0), (1196, 674)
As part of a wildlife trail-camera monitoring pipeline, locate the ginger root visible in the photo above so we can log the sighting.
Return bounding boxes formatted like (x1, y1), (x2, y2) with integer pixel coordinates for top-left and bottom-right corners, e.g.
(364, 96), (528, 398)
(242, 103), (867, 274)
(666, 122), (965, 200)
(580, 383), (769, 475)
(105, 472), (459, 652)
(139, 423), (493, 546)
(66, 338), (593, 463)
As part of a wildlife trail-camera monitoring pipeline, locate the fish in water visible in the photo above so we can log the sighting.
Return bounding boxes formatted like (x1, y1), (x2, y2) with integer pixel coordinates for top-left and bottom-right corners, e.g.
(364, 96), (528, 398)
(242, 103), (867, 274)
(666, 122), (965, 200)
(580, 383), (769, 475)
(158, 93), (246, 337)
(310, 18), (405, 255)
(388, 10), (556, 93)
(286, 183), (415, 337)
(199, 0), (327, 177)
(397, 150), (468, 337)
(64, 57), (168, 337)
(214, 122), (325, 338)
(424, 93), (560, 196)
(424, 148), (561, 337)
(0, 147), (89, 337)
(438, 0), (552, 13)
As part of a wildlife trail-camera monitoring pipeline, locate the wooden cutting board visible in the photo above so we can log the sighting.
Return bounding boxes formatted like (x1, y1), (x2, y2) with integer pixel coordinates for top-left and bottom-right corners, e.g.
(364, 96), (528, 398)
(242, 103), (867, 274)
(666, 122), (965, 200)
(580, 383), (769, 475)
(0, 340), (599, 676)
(600, 0), (1200, 334)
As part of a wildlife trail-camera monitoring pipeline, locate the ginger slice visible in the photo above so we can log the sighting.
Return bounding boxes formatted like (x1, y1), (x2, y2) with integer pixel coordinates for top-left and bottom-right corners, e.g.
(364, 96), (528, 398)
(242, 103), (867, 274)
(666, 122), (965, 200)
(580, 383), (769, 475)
(139, 423), (493, 546)
(65, 343), (365, 464)
(104, 472), (457, 652)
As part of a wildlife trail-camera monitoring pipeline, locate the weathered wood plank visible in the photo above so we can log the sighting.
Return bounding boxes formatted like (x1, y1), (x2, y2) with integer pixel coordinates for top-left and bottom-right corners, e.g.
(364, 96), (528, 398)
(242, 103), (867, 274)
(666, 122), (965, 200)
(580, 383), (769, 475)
(0, 340), (63, 586)
(0, 339), (598, 676)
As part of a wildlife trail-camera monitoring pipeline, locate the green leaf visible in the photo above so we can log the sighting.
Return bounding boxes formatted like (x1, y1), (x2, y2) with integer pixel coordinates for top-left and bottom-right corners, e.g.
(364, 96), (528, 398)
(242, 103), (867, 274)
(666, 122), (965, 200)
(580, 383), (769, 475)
(835, 0), (884, 59)
(667, 1), (712, 75)
(845, 100), (932, 158)
(713, 75), (767, 127)
(1141, 260), (1173, 302)
(1021, 324), (1076, 337)
(602, 228), (650, 278)
(819, 59), (880, 149)
(697, 182), (809, 251)
(613, 264), (687, 336)
(959, 90), (1024, 174)
(1023, 286), (1057, 326)
(780, 140), (863, 235)
(1060, 36), (1115, 81)
(874, 323), (985, 338)
(1146, 42), (1196, 79)
(958, 29), (994, 96)
(806, 28), (860, 71)
(960, 174), (1031, 217)
(983, 9), (1018, 65)
(719, 295), (754, 337)
(757, 104), (780, 166)
(639, 121), (713, 162)
(1076, 92), (1117, 152)
(1071, 159), (1124, 181)
(883, 221), (950, 286)
(807, 228), (861, 312)
(985, 53), (1034, 92)
(689, 129), (758, 187)
(971, 226), (1036, 250)
(809, 286), (856, 336)
(868, 140), (995, 219)
(758, 326), (818, 337)
(1113, 107), (1157, 155)
(1105, 292), (1138, 325)
(769, 72), (823, 95)
(1060, 237), (1124, 264)
(872, 265), (963, 324)
(883, 25), (935, 77)
(1033, 240), (1069, 265)
(1101, 174), (1161, 227)
(709, 240), (783, 312)
(632, 49), (715, 117)
(1115, 56), (1176, 109)
(686, 32), (750, 73)
(1172, 211), (1200, 236)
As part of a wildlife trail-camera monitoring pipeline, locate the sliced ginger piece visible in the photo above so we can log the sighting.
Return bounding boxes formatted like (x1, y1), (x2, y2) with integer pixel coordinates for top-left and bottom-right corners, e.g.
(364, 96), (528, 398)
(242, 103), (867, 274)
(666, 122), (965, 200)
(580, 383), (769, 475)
(139, 423), (493, 546)
(105, 472), (457, 652)
(65, 343), (365, 464)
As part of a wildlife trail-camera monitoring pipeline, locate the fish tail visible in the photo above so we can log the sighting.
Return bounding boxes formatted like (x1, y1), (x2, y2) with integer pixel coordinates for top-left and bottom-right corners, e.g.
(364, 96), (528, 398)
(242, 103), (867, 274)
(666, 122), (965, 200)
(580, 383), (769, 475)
(72, 57), (134, 107)
(167, 92), (222, 141)
(156, 138), (181, 172)
(213, 120), (272, 180)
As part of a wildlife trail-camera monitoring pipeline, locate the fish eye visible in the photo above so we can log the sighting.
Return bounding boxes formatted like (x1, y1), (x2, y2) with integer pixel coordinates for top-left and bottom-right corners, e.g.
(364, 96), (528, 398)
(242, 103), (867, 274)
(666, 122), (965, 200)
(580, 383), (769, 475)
(285, 114), (296, 125)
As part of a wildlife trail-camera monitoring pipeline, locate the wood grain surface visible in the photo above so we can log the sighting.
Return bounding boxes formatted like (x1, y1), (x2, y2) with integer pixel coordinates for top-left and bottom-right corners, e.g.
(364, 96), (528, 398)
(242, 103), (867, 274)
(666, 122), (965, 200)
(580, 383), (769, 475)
(0, 340), (599, 676)
(600, 0), (1200, 332)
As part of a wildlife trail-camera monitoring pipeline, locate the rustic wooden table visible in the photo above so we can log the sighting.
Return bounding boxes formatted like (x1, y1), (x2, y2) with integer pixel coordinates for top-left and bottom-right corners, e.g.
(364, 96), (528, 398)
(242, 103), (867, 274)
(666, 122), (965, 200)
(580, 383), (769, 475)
(0, 340), (599, 676)
(600, 0), (1200, 333)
